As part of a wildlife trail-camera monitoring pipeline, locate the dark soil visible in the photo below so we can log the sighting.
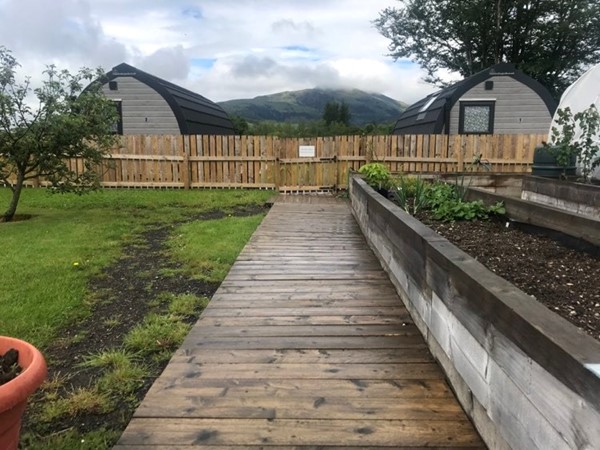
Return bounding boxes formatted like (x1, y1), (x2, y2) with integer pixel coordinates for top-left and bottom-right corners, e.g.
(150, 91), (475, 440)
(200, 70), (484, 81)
(416, 213), (600, 340)
(20, 204), (268, 445)
(0, 348), (21, 385)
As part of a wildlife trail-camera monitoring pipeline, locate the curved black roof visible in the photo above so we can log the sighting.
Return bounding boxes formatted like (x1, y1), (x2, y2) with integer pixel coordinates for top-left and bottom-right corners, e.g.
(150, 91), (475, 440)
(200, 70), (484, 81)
(106, 63), (234, 135)
(392, 63), (557, 135)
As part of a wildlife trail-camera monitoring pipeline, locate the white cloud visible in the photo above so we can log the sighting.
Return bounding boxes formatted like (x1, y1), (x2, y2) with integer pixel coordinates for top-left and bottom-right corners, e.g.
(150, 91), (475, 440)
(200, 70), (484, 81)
(0, 0), (442, 106)
(328, 59), (438, 103)
(0, 0), (127, 69)
(271, 19), (316, 35)
(138, 46), (190, 81)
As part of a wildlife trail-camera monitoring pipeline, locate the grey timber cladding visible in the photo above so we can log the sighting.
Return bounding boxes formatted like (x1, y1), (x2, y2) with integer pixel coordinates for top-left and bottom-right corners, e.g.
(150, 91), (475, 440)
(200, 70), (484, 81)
(392, 63), (557, 135)
(102, 63), (235, 135)
(448, 76), (552, 134)
(101, 77), (179, 135)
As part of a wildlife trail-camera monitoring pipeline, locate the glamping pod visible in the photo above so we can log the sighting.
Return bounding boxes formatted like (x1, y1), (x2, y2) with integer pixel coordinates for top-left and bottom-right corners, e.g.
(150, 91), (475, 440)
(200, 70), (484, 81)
(392, 63), (556, 135)
(98, 63), (235, 135)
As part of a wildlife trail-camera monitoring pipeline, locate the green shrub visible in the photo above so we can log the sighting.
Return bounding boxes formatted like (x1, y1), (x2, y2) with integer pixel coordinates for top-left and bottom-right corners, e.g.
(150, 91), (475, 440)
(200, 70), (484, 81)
(358, 163), (391, 190)
(424, 182), (455, 209)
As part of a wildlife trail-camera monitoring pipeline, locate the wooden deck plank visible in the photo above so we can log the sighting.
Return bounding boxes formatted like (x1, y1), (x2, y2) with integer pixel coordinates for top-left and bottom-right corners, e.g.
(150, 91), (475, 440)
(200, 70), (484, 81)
(186, 324), (417, 337)
(191, 315), (412, 326)
(206, 298), (404, 307)
(200, 307), (410, 318)
(215, 285), (399, 294)
(210, 291), (402, 299)
(116, 418), (483, 447)
(133, 396), (464, 420)
(171, 349), (435, 364)
(115, 196), (484, 448)
(222, 273), (389, 281)
(218, 279), (393, 287)
(211, 282), (400, 291)
(229, 263), (384, 269)
(155, 362), (444, 381)
(181, 336), (428, 350)
(145, 378), (453, 398)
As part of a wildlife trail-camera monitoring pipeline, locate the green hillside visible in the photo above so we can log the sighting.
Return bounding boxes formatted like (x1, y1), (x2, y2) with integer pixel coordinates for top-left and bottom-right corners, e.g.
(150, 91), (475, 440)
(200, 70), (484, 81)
(217, 88), (408, 125)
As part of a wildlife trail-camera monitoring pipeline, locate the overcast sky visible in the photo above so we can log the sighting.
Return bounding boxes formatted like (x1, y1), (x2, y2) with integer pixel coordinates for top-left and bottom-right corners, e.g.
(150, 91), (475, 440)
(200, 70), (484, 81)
(0, 0), (441, 104)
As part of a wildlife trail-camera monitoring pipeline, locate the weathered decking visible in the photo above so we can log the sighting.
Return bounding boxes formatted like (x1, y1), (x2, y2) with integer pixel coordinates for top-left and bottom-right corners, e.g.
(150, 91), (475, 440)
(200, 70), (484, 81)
(114, 196), (484, 449)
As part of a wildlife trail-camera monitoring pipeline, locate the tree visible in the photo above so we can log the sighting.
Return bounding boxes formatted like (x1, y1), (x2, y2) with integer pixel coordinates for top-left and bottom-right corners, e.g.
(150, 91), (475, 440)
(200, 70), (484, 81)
(230, 114), (249, 135)
(322, 101), (340, 126)
(375, 0), (600, 98)
(0, 48), (118, 222)
(339, 102), (351, 126)
(322, 101), (352, 126)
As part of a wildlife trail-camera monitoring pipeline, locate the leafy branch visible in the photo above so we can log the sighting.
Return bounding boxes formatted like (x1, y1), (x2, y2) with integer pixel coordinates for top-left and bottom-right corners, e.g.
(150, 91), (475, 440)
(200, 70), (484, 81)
(544, 105), (600, 181)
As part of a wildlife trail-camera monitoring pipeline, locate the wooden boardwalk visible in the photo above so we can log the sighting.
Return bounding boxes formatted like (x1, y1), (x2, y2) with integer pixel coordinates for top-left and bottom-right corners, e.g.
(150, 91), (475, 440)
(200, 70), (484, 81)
(114, 196), (484, 449)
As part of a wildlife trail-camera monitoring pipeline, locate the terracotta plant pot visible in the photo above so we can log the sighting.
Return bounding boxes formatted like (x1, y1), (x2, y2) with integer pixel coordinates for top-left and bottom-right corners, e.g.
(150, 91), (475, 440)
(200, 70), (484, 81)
(0, 336), (47, 450)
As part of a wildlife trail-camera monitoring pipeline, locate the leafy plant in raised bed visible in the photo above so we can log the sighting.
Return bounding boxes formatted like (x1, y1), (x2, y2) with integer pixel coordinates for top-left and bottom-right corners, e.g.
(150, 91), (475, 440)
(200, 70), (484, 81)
(390, 176), (428, 215)
(357, 165), (506, 222)
(432, 197), (496, 221)
(358, 163), (392, 192)
(424, 181), (505, 222)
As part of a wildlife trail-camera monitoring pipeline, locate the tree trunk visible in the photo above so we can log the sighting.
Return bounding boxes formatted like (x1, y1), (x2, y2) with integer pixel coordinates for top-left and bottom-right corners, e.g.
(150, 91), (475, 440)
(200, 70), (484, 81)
(495, 0), (502, 64)
(3, 171), (25, 222)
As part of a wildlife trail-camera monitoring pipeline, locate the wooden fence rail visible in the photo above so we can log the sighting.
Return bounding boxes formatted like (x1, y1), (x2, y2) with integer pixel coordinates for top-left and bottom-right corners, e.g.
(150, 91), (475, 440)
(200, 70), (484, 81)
(19, 133), (545, 192)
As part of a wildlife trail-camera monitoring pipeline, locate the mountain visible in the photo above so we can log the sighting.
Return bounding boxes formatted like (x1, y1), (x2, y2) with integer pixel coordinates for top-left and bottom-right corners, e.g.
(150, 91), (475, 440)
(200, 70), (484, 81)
(217, 88), (408, 126)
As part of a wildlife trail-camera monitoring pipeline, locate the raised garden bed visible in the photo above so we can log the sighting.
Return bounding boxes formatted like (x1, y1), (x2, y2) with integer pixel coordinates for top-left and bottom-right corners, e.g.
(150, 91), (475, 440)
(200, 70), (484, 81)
(356, 170), (600, 336)
(415, 212), (599, 340)
(521, 175), (600, 218)
(349, 175), (600, 450)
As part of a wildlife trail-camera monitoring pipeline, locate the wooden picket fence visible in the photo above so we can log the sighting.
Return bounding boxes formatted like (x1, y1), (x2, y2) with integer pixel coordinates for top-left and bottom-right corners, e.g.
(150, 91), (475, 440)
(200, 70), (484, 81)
(22, 133), (545, 192)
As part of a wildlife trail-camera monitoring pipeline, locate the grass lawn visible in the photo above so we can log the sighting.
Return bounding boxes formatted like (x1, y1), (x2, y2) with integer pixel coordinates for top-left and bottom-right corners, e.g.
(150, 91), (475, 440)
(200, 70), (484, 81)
(168, 214), (265, 282)
(0, 186), (274, 449)
(0, 187), (272, 346)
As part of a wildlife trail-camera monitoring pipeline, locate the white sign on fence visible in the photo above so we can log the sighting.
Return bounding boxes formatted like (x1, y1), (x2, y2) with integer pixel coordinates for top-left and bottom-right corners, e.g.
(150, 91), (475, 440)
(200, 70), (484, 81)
(299, 145), (316, 158)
